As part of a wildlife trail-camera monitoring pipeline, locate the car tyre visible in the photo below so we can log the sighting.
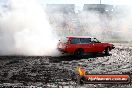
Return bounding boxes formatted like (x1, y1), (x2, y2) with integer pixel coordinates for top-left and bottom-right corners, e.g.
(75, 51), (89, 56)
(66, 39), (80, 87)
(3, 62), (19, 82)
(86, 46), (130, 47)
(104, 47), (110, 55)
(74, 49), (84, 58)
(92, 52), (98, 56)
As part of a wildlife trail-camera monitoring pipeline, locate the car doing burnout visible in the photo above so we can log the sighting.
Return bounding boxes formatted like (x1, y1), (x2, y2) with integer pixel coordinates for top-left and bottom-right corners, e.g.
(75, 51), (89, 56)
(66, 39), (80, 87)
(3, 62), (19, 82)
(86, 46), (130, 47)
(57, 36), (115, 56)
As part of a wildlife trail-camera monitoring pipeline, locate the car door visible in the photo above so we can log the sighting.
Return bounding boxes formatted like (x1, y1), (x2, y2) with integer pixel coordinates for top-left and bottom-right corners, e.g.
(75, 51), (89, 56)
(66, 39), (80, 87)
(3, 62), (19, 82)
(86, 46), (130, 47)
(91, 38), (103, 52)
(67, 38), (80, 53)
(80, 38), (94, 53)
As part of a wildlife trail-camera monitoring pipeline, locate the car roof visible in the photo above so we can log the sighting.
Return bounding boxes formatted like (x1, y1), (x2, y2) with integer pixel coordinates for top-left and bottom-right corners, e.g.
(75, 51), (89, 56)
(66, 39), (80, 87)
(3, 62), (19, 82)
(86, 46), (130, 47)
(66, 36), (93, 38)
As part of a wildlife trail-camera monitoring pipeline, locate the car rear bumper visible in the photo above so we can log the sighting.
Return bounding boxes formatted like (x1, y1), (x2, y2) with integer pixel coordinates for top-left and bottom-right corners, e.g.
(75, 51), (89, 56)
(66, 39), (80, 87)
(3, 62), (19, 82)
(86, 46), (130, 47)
(57, 48), (67, 54)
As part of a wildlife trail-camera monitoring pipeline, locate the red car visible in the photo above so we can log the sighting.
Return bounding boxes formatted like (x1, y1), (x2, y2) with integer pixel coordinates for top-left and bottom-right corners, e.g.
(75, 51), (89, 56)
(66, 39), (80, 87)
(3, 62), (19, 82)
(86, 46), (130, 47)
(57, 36), (115, 57)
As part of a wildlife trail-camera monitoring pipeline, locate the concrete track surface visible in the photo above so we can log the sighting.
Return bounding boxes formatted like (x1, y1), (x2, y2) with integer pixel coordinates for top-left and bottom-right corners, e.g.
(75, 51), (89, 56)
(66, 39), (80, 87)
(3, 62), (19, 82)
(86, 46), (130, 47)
(0, 43), (131, 88)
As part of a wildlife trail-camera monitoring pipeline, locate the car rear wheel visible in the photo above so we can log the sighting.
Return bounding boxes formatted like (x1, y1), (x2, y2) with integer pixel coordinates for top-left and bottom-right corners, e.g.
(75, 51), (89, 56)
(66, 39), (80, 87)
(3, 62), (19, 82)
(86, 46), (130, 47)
(74, 49), (84, 58)
(92, 52), (98, 56)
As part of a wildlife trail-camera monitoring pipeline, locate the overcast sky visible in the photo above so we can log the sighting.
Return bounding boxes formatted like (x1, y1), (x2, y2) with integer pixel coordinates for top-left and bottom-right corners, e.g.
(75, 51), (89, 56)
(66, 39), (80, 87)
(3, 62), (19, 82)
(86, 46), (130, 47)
(0, 0), (132, 7)
(41, 0), (132, 5)
(0, 0), (132, 5)
(40, 0), (132, 10)
(0, 0), (132, 11)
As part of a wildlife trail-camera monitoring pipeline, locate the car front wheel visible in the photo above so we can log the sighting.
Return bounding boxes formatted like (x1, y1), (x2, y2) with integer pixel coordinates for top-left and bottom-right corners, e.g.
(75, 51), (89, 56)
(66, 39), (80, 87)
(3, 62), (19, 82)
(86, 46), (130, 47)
(104, 47), (110, 55)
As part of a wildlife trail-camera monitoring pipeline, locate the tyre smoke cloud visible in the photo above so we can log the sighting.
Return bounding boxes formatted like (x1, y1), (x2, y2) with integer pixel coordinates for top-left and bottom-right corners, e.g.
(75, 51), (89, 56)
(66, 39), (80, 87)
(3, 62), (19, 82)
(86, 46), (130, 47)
(90, 6), (131, 42)
(47, 5), (132, 42)
(77, 7), (132, 42)
(0, 1), (132, 55)
(0, 0), (60, 56)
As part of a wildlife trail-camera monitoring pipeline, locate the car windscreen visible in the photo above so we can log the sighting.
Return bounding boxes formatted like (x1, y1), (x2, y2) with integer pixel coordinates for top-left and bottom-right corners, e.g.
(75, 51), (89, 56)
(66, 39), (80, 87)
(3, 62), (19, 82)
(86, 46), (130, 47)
(91, 38), (100, 43)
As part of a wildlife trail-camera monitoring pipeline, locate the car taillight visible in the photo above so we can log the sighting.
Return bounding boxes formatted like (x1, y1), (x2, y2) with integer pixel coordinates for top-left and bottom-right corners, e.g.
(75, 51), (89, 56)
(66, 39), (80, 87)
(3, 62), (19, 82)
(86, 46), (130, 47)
(58, 42), (67, 49)
(63, 43), (68, 48)
(65, 44), (68, 48)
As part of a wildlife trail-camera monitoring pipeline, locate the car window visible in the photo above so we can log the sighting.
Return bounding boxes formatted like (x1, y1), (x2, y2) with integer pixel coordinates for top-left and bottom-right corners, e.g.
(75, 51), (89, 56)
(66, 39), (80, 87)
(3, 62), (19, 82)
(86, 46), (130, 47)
(91, 38), (99, 43)
(70, 38), (80, 44)
(80, 38), (91, 43)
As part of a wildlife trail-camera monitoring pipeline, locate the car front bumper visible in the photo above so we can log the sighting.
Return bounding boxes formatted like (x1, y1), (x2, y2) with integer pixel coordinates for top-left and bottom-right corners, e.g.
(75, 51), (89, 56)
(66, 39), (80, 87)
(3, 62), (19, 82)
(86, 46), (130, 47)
(112, 46), (115, 49)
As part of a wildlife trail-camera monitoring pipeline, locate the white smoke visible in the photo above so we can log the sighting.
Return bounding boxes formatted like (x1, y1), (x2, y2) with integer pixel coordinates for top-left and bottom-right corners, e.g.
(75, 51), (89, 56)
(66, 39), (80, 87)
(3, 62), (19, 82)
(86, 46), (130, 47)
(0, 0), (60, 56)
(78, 11), (104, 39)
(109, 6), (132, 42)
(76, 5), (132, 42)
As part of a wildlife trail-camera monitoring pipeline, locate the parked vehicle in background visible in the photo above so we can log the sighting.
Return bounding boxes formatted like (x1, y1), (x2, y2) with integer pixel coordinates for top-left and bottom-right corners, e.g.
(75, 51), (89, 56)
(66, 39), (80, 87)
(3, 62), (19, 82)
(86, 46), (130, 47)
(57, 36), (115, 57)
